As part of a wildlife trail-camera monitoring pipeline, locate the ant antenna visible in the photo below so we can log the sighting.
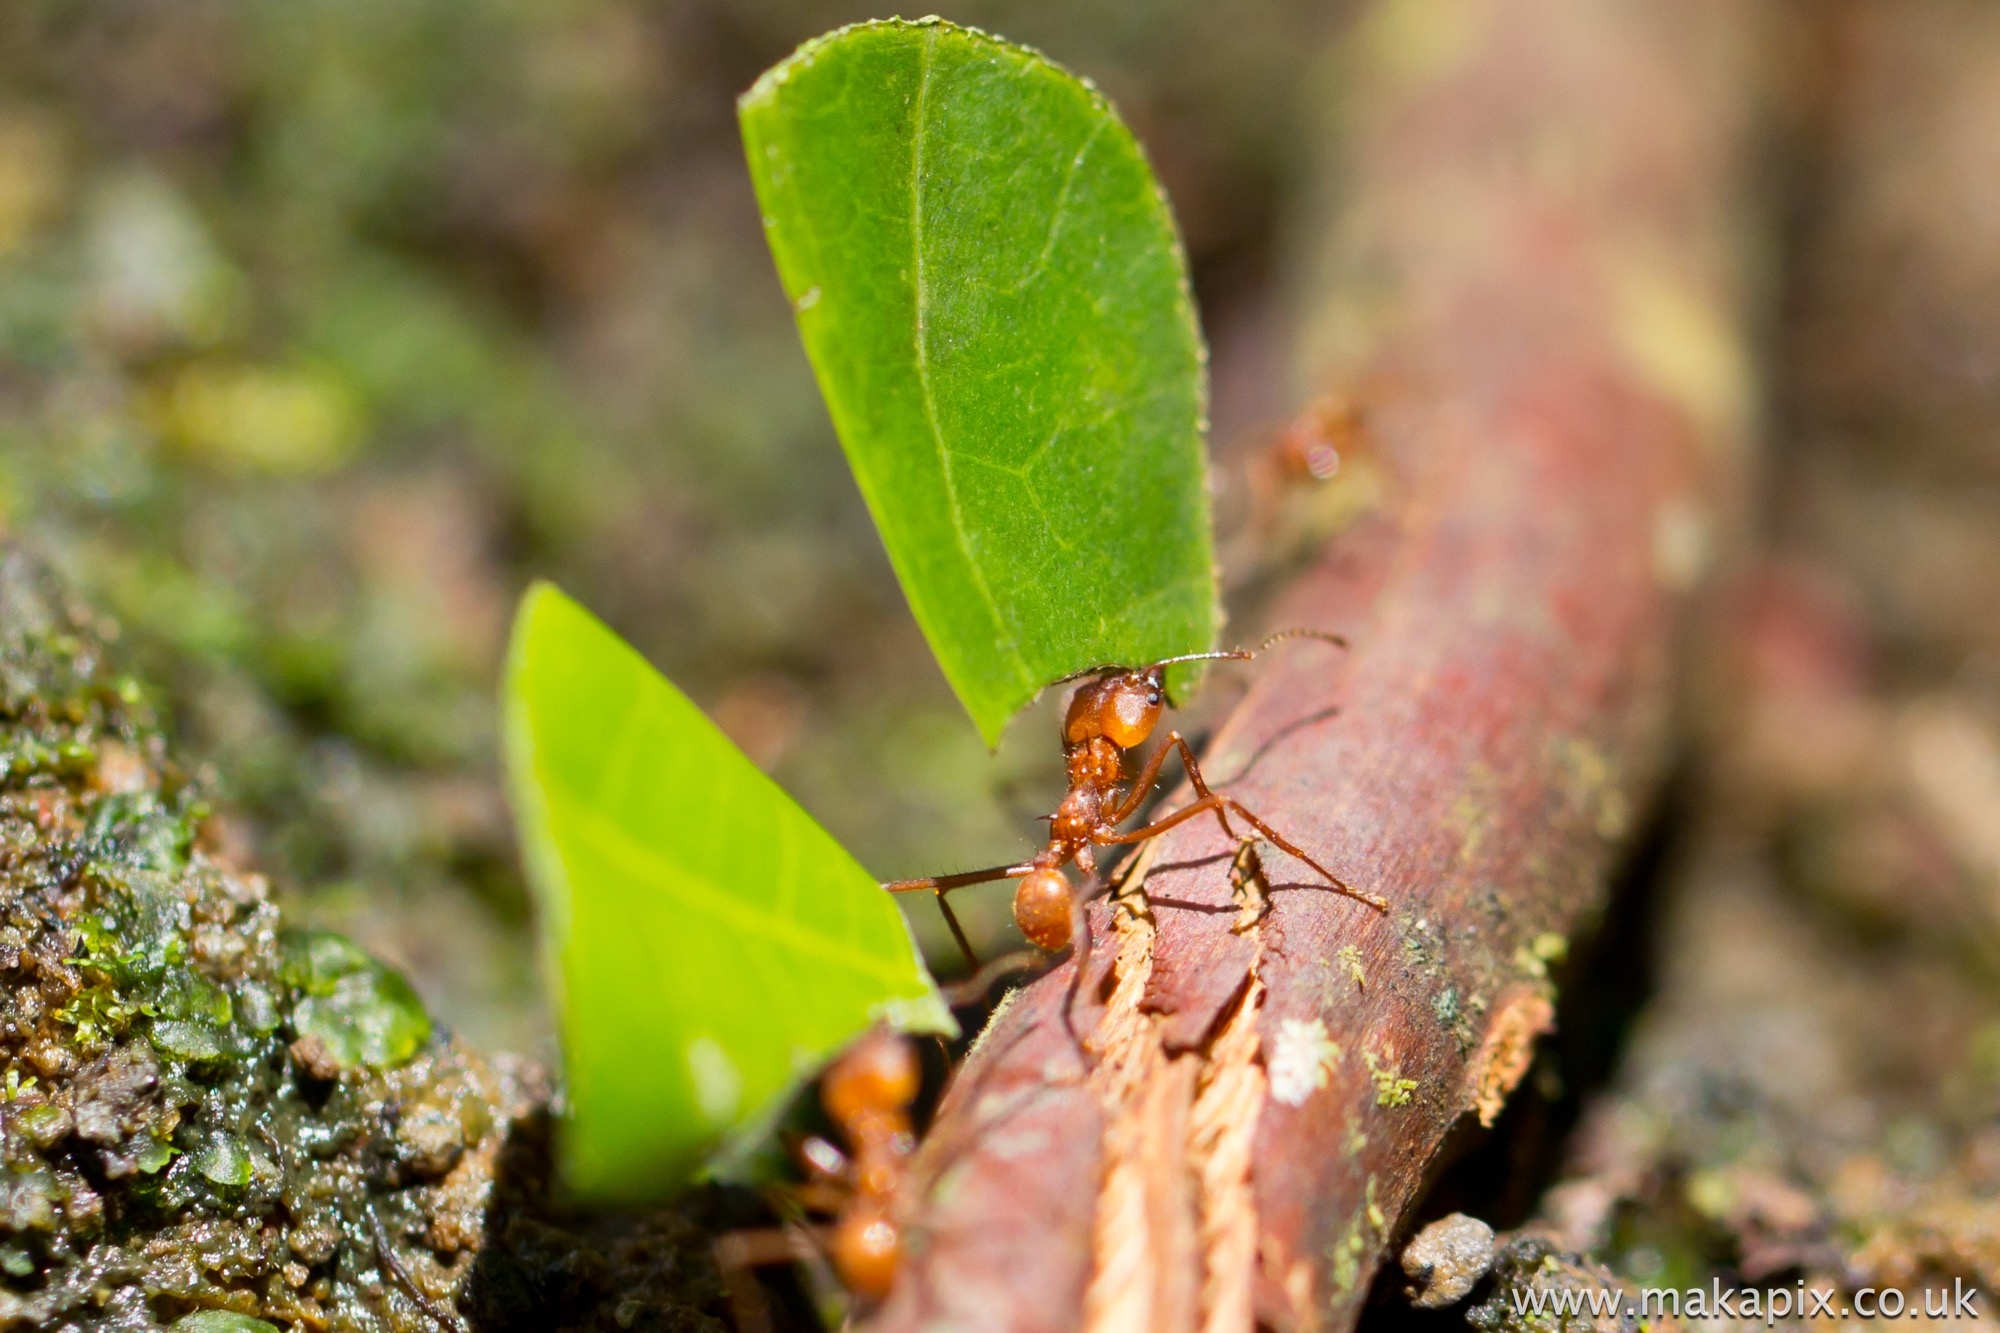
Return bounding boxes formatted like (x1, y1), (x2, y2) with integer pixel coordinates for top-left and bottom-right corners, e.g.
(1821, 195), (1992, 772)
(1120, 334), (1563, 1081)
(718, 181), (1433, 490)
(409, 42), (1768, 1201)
(1149, 628), (1348, 672)
(1249, 626), (1349, 653)
(1046, 629), (1348, 691)
(1146, 648), (1255, 669)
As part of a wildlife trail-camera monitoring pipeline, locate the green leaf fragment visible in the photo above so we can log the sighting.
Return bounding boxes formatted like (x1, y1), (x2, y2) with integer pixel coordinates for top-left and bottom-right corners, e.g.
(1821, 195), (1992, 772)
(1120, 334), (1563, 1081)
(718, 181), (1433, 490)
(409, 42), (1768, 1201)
(503, 584), (951, 1203)
(16, 1104), (69, 1149)
(741, 18), (1218, 744)
(189, 1130), (253, 1188)
(133, 1137), (175, 1174)
(235, 981), (280, 1034)
(282, 930), (431, 1071)
(172, 1314), (281, 1333)
(150, 1019), (225, 1062)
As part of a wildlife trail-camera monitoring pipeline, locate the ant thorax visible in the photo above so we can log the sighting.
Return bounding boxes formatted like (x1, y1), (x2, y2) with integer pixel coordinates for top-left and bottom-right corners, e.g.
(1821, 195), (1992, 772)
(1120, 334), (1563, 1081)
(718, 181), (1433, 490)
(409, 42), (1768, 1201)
(1050, 780), (1105, 846)
(1065, 736), (1123, 790)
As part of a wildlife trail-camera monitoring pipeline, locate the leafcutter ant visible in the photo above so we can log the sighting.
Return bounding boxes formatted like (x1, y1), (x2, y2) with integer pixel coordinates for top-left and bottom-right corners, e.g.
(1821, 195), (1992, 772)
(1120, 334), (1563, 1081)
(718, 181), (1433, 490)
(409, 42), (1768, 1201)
(712, 1028), (918, 1326)
(885, 629), (1388, 973)
(714, 956), (1039, 1324)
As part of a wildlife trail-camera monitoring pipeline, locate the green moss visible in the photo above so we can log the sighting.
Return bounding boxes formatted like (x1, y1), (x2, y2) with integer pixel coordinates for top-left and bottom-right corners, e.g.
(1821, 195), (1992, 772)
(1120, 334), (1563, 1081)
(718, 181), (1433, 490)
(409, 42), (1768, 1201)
(0, 552), (727, 1329)
(1364, 1050), (1419, 1108)
(283, 930), (431, 1072)
(172, 1314), (280, 1333)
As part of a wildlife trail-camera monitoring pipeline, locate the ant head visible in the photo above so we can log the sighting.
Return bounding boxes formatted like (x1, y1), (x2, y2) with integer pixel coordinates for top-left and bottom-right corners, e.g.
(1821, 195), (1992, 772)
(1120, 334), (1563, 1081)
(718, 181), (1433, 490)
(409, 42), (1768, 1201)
(821, 1030), (919, 1127)
(1057, 631), (1347, 749)
(1062, 669), (1163, 750)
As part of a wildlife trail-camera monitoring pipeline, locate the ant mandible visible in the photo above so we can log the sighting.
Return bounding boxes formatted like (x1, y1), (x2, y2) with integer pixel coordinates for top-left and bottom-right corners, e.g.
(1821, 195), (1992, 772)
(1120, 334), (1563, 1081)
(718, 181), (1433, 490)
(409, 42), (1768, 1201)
(885, 629), (1388, 968)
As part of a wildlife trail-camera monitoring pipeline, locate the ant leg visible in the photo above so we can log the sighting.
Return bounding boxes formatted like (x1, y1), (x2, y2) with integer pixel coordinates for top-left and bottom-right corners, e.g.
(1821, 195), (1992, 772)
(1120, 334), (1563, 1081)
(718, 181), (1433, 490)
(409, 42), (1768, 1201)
(883, 863), (1038, 894)
(1216, 800), (1387, 911)
(1097, 727), (1246, 845)
(1105, 729), (1186, 824)
(1094, 789), (1387, 912)
(935, 899), (981, 974)
(1058, 884), (1094, 1072)
(714, 1227), (816, 1333)
(941, 950), (1046, 1008)
(1111, 733), (1388, 912)
(1094, 792), (1230, 847)
(1108, 732), (1238, 841)
(884, 862), (1035, 971)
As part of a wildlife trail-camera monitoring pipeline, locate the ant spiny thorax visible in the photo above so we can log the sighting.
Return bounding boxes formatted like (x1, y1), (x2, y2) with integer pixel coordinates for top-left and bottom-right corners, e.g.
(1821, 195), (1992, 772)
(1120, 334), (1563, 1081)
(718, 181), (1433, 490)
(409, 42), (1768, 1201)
(1066, 736), (1123, 790)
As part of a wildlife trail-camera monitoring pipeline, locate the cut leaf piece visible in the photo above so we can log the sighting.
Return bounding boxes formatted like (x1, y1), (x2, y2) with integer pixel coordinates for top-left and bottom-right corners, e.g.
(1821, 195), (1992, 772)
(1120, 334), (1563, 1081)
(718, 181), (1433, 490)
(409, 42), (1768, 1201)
(281, 931), (431, 1074)
(503, 583), (953, 1202)
(741, 18), (1217, 744)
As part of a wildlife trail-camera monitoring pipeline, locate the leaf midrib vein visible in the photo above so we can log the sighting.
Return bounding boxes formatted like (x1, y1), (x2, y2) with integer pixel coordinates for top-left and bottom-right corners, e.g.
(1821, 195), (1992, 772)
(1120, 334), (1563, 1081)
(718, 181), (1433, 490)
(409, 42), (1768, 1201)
(544, 785), (919, 990)
(910, 30), (1031, 695)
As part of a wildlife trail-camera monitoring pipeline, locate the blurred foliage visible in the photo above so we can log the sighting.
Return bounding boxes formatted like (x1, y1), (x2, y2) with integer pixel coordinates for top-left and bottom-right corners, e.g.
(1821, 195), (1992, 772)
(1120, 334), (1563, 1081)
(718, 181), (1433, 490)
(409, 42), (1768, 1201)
(0, 0), (1346, 1052)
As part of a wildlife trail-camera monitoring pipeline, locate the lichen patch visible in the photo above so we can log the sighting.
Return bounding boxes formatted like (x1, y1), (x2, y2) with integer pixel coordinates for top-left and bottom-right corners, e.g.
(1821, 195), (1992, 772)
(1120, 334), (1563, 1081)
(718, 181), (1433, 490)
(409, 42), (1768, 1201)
(1267, 1018), (1342, 1107)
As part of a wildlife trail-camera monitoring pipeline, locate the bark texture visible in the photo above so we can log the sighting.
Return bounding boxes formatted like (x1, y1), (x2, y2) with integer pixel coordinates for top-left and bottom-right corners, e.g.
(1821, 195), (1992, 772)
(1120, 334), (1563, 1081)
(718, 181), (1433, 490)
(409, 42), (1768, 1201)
(867, 2), (1766, 1330)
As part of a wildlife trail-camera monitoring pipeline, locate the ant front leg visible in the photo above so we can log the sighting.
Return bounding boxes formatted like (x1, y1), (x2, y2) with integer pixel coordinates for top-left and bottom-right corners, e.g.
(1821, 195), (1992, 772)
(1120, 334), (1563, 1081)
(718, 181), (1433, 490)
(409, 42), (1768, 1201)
(1108, 730), (1217, 826)
(1058, 885), (1093, 1070)
(1097, 735), (1388, 914)
(1213, 802), (1388, 912)
(883, 862), (1036, 971)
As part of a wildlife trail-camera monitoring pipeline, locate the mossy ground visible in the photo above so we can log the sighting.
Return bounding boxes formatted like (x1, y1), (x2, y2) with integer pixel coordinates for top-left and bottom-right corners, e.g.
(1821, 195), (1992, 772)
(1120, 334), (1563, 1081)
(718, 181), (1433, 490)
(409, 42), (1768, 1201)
(0, 549), (726, 1330)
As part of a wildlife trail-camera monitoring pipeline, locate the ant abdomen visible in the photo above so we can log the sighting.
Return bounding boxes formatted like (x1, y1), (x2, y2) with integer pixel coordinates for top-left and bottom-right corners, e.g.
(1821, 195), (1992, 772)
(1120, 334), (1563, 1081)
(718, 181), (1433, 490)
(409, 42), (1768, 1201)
(830, 1206), (901, 1299)
(1013, 867), (1074, 952)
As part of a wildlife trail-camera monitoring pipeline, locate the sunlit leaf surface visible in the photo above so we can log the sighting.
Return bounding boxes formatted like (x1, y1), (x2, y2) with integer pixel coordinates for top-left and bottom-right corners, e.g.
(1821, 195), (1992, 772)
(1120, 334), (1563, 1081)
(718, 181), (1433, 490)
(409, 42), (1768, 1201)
(503, 584), (952, 1201)
(741, 18), (1217, 745)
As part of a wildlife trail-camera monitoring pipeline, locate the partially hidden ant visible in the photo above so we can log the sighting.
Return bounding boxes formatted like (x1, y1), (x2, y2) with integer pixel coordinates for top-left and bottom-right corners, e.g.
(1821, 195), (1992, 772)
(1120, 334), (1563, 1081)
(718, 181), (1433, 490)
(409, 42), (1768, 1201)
(713, 1028), (918, 1325)
(715, 956), (1039, 1323)
(885, 629), (1388, 973)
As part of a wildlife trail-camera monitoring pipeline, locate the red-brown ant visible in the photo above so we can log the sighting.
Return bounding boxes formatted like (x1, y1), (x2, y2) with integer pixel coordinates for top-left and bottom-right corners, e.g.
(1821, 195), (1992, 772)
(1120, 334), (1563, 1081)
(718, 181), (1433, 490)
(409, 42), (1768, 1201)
(885, 630), (1388, 968)
(713, 1029), (918, 1324)
(803, 1029), (921, 1298)
(714, 955), (1040, 1321)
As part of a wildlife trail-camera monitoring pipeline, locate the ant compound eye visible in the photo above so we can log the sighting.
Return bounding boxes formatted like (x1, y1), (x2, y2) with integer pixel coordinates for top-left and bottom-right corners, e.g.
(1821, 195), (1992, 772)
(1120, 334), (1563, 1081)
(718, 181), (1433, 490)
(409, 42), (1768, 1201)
(1147, 689), (1162, 706)
(822, 1032), (921, 1125)
(831, 1209), (902, 1300)
(1013, 868), (1074, 952)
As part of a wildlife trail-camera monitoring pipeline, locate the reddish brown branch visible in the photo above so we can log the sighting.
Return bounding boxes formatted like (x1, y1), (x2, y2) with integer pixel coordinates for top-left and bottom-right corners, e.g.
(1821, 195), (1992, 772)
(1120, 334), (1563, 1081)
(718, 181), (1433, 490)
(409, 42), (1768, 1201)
(868, 1), (1766, 1329)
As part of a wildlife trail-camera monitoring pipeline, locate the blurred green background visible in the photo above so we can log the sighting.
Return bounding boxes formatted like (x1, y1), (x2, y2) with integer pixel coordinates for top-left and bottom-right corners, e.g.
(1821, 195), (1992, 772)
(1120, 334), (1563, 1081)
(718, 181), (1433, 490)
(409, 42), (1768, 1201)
(0, 0), (1347, 1054)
